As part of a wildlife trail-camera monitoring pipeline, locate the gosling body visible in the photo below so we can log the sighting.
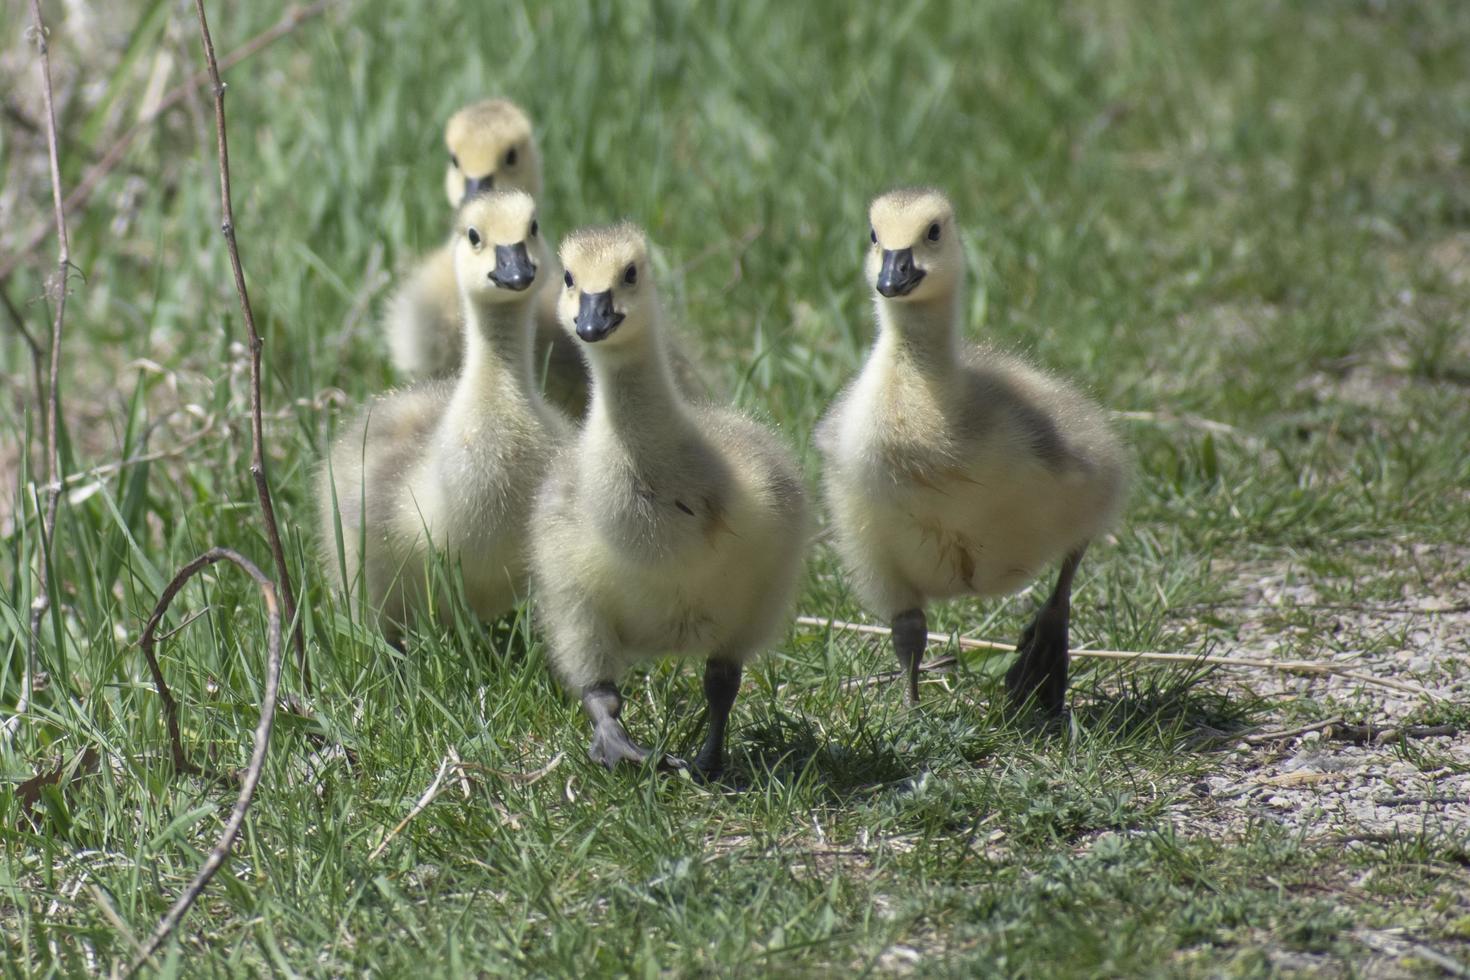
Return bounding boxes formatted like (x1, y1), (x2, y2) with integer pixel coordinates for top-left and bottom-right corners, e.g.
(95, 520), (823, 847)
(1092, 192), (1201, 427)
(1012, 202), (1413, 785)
(818, 188), (1127, 712)
(323, 190), (570, 638)
(531, 224), (807, 775)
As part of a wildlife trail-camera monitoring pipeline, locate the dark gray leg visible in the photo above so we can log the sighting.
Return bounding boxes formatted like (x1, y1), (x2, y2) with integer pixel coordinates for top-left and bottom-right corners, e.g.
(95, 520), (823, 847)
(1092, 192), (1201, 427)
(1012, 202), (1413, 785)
(1006, 547), (1086, 714)
(693, 658), (742, 777)
(583, 682), (660, 770)
(891, 608), (928, 704)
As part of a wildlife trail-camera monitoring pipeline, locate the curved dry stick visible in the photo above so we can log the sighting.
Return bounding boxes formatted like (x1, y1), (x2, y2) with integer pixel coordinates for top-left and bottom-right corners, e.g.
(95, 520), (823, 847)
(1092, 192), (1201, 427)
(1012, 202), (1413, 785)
(795, 616), (1445, 701)
(191, 0), (306, 686)
(128, 548), (282, 975)
(0, 1), (333, 284)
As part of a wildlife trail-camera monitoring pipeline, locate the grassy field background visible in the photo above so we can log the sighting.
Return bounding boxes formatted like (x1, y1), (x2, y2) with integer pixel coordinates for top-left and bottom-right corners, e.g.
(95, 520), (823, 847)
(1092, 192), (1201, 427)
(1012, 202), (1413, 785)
(3, 0), (1470, 974)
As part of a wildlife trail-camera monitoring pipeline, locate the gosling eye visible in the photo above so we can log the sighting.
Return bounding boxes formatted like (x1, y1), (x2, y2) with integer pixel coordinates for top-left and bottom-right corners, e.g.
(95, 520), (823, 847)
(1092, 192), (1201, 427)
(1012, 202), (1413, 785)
(531, 219), (539, 237)
(467, 227), (482, 249)
(449, 153), (460, 169)
(564, 270), (574, 288)
(870, 227), (877, 244)
(505, 147), (518, 167)
(623, 263), (638, 285)
(927, 222), (941, 242)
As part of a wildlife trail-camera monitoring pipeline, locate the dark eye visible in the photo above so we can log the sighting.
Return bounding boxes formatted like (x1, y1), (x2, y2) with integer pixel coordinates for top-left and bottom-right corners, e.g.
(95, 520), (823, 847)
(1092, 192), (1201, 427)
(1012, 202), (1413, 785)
(531, 220), (539, 237)
(564, 270), (574, 288)
(505, 147), (518, 166)
(623, 264), (637, 285)
(450, 153), (460, 169)
(927, 222), (941, 242)
(467, 227), (481, 248)
(870, 227), (877, 244)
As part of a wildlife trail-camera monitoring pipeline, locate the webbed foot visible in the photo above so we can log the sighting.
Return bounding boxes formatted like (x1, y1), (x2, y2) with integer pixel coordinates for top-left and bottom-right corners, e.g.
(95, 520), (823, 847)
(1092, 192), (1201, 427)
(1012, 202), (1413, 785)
(1005, 611), (1068, 715)
(588, 720), (685, 772)
(582, 681), (685, 773)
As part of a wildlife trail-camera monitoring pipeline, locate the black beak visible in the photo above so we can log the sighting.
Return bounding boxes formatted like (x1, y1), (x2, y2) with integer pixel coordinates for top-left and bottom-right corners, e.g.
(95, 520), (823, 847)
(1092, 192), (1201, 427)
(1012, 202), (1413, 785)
(575, 290), (624, 342)
(877, 248), (926, 298)
(462, 173), (494, 203)
(489, 243), (536, 291)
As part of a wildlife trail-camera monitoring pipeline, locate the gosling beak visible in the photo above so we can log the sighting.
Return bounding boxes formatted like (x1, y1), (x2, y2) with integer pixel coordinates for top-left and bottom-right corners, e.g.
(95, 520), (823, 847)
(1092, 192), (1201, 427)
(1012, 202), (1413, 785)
(462, 173), (495, 203)
(575, 290), (624, 343)
(877, 248), (926, 298)
(489, 242), (536, 291)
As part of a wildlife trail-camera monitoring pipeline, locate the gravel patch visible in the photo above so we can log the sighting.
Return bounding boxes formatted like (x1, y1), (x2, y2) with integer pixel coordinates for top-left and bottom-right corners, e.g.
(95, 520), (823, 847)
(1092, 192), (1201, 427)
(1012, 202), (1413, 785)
(1171, 546), (1469, 842)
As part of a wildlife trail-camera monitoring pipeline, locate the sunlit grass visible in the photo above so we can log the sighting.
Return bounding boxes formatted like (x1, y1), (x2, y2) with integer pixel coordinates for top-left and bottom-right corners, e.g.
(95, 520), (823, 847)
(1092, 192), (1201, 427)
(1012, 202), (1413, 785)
(2, 0), (1469, 973)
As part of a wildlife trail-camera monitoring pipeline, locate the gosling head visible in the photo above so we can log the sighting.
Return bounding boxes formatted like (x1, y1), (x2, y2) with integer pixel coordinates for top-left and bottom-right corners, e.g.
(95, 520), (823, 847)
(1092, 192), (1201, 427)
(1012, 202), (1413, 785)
(453, 189), (547, 304)
(443, 98), (542, 206)
(557, 223), (656, 347)
(866, 187), (961, 303)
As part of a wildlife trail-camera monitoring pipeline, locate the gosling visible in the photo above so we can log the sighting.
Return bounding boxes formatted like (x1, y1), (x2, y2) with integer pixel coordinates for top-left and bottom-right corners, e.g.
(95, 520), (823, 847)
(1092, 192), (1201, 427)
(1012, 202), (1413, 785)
(384, 98), (587, 414)
(530, 224), (808, 776)
(321, 189), (571, 639)
(816, 188), (1127, 714)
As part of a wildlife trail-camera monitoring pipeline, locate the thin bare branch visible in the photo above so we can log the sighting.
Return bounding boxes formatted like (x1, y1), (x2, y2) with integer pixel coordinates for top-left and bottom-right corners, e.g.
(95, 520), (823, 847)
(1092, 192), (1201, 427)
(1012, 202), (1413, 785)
(13, 0), (73, 747)
(1242, 717), (1346, 745)
(190, 0), (306, 683)
(794, 616), (1446, 701)
(0, 1), (334, 283)
(127, 548), (283, 975)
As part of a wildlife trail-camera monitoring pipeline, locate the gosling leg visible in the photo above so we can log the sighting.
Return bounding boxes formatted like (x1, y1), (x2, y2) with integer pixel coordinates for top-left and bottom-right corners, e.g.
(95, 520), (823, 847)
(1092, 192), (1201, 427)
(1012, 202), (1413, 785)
(891, 608), (928, 705)
(582, 681), (672, 770)
(693, 657), (742, 778)
(1005, 546), (1086, 715)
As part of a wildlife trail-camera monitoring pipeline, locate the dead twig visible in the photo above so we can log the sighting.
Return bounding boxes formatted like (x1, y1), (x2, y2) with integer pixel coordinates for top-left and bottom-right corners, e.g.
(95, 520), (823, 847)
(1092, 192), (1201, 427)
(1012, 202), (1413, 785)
(191, 0), (306, 685)
(367, 751), (566, 860)
(1244, 717), (1460, 746)
(57, 412), (218, 493)
(0, 1), (334, 283)
(368, 757), (453, 862)
(1327, 722), (1459, 745)
(10, 0), (73, 748)
(795, 616), (1446, 701)
(460, 751), (567, 787)
(839, 655), (958, 691)
(1243, 717), (1347, 745)
(127, 548), (282, 976)
(1115, 409), (1260, 446)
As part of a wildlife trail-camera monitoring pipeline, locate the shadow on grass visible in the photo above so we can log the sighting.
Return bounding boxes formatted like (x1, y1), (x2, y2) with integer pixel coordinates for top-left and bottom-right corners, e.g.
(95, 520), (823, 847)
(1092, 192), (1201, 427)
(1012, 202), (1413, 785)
(1068, 665), (1265, 748)
(726, 708), (914, 800)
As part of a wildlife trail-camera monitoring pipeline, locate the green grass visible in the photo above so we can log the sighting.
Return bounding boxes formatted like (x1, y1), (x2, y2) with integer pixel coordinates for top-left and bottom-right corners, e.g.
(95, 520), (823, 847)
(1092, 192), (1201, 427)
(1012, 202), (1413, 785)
(4, 0), (1470, 974)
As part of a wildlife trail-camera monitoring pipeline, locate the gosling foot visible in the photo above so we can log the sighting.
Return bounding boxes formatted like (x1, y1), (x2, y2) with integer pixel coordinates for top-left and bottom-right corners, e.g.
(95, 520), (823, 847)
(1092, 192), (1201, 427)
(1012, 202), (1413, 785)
(589, 721), (684, 771)
(1005, 614), (1068, 715)
(582, 681), (685, 772)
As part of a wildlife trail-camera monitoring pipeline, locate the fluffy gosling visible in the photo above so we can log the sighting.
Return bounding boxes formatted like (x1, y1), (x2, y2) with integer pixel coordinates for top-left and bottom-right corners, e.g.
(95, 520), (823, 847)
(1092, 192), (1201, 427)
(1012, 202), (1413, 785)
(817, 188), (1127, 714)
(531, 224), (808, 776)
(321, 189), (571, 639)
(384, 98), (588, 414)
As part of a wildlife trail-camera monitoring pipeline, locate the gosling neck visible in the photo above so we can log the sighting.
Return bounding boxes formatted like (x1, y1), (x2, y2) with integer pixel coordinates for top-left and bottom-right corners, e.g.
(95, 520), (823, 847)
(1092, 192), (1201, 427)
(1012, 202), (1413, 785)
(874, 287), (963, 383)
(456, 291), (539, 407)
(584, 318), (695, 453)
